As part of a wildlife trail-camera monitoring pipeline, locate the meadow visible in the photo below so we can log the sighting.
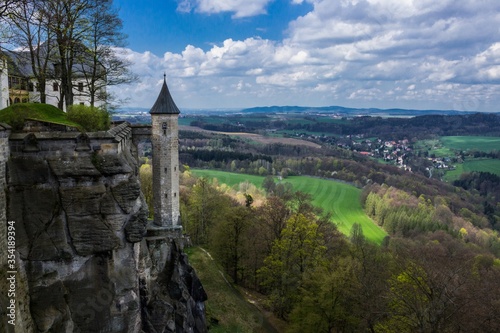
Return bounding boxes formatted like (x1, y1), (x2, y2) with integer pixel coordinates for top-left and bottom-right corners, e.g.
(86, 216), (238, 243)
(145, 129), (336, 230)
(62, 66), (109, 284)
(192, 169), (387, 244)
(444, 159), (500, 181)
(440, 136), (500, 152)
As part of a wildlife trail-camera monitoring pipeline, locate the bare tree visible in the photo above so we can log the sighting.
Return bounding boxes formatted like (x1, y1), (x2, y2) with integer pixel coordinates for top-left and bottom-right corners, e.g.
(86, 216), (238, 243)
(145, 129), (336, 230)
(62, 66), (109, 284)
(8, 0), (55, 103)
(42, 0), (94, 109)
(0, 0), (21, 45)
(76, 0), (136, 108)
(0, 0), (19, 19)
(4, 0), (135, 109)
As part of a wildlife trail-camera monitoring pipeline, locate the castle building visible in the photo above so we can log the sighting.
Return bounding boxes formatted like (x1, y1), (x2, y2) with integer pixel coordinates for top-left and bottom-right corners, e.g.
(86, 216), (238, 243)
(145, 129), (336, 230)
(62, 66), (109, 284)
(150, 76), (181, 228)
(0, 50), (105, 111)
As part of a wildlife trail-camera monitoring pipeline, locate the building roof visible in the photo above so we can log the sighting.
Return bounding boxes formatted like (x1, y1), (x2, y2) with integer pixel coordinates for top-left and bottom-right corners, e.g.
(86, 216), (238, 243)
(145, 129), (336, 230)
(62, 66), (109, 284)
(150, 77), (180, 115)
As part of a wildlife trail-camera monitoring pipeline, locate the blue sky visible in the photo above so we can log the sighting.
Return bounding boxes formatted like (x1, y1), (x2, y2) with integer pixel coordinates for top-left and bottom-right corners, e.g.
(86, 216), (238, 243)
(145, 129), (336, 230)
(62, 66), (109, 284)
(111, 0), (500, 112)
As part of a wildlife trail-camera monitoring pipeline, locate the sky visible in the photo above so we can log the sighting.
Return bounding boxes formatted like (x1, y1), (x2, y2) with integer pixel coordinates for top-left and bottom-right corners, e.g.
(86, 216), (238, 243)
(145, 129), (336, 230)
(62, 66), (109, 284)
(111, 0), (500, 112)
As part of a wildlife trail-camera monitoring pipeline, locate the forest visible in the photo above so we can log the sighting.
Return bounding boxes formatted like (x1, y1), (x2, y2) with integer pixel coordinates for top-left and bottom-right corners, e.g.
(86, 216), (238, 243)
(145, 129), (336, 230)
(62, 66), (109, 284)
(149, 168), (500, 332)
(139, 111), (500, 331)
(189, 112), (500, 138)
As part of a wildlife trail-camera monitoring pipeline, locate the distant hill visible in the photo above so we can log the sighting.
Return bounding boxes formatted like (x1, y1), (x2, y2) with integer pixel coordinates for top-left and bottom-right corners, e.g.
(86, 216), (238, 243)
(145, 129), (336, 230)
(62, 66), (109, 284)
(240, 105), (495, 116)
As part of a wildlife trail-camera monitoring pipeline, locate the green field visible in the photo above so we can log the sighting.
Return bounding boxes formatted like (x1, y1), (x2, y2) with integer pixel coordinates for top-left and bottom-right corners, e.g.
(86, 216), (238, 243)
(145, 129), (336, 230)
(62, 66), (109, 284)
(444, 159), (500, 181)
(192, 169), (387, 244)
(440, 136), (500, 152)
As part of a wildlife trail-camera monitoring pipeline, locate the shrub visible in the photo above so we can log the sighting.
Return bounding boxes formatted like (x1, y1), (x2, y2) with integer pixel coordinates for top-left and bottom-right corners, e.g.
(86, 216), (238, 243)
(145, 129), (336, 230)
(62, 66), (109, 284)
(66, 105), (110, 131)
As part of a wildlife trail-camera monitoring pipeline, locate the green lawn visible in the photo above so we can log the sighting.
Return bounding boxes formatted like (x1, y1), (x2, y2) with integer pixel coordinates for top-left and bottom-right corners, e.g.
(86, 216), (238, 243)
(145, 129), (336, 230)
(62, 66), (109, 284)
(444, 159), (500, 181)
(192, 169), (387, 244)
(440, 136), (500, 153)
(0, 103), (81, 130)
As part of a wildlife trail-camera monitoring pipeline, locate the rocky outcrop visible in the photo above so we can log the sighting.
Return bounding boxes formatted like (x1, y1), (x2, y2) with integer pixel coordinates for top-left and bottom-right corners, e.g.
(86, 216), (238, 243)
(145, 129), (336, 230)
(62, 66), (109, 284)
(1, 127), (207, 332)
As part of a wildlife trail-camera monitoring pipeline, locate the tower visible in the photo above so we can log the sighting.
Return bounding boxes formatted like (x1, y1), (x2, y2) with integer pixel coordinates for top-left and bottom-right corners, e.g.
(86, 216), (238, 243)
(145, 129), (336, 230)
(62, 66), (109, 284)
(150, 76), (180, 228)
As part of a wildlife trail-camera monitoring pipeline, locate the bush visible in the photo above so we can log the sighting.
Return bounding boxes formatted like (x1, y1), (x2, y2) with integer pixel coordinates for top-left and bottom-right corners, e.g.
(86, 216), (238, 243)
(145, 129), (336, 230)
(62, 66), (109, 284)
(66, 105), (110, 131)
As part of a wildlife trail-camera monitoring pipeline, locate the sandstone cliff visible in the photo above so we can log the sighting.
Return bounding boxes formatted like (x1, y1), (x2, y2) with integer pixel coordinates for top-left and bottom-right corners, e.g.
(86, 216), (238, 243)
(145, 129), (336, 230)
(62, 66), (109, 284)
(0, 125), (207, 332)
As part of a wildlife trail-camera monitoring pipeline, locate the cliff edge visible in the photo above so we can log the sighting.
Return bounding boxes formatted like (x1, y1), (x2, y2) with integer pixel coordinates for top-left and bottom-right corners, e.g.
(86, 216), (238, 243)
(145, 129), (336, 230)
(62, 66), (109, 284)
(0, 123), (207, 332)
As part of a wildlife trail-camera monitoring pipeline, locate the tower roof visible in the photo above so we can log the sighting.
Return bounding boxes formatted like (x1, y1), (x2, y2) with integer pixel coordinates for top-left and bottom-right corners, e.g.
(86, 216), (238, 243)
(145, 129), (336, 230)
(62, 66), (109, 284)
(150, 76), (180, 115)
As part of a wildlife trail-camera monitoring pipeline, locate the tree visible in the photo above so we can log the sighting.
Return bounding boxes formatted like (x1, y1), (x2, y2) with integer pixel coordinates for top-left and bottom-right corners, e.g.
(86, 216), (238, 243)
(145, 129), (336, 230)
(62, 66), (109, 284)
(76, 0), (136, 107)
(258, 213), (326, 319)
(40, 0), (96, 109)
(66, 104), (110, 131)
(7, 0), (55, 103)
(382, 234), (477, 332)
(262, 175), (276, 194)
(211, 205), (251, 284)
(288, 257), (362, 333)
(139, 162), (153, 217)
(184, 177), (230, 244)
(0, 1), (20, 52)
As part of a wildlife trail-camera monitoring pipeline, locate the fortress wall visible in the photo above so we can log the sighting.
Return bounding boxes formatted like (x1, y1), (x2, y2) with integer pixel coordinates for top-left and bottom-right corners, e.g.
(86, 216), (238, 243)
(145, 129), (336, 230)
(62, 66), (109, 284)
(8, 121), (133, 157)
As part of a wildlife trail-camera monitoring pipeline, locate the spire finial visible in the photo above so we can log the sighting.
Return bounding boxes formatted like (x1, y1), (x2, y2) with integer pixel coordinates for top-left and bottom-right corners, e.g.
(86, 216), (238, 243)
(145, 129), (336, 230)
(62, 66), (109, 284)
(163, 72), (166, 82)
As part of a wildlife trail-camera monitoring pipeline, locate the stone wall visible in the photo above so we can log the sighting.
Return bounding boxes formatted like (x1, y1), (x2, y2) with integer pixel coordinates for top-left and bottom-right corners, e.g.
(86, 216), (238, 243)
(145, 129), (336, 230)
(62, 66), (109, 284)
(151, 115), (180, 227)
(0, 123), (11, 268)
(0, 123), (206, 333)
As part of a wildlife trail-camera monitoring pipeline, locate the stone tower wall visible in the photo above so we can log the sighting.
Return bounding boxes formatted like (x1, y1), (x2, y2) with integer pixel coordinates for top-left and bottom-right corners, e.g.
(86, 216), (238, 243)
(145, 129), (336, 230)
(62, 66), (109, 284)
(151, 114), (180, 227)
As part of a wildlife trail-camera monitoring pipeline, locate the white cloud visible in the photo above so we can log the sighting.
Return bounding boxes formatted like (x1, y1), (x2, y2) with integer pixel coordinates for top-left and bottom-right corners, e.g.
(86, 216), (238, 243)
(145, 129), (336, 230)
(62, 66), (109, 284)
(115, 0), (500, 111)
(177, 0), (272, 18)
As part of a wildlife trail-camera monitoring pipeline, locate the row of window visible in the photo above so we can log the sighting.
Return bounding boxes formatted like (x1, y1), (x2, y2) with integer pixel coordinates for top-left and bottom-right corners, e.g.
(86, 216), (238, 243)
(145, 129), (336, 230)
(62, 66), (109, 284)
(52, 82), (85, 92)
(8, 98), (87, 106)
(8, 77), (85, 92)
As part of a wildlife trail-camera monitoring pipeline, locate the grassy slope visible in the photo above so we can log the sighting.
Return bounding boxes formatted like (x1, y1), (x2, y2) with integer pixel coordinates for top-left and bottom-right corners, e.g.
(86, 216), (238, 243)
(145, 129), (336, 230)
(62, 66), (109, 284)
(186, 247), (278, 333)
(0, 103), (80, 130)
(192, 169), (387, 244)
(440, 136), (500, 152)
(444, 159), (500, 181)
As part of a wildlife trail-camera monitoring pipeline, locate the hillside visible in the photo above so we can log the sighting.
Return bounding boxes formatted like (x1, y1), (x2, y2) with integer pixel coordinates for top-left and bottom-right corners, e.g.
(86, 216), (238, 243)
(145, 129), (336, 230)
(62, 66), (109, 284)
(191, 170), (387, 244)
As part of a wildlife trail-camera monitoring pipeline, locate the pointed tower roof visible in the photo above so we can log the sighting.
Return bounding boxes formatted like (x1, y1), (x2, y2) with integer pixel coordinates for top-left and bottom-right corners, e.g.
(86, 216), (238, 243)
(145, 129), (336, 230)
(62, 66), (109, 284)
(150, 75), (180, 115)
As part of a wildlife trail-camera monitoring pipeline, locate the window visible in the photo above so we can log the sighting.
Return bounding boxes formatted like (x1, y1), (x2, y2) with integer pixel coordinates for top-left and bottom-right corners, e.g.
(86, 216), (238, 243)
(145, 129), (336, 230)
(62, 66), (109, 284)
(28, 82), (34, 92)
(53, 82), (59, 91)
(78, 82), (84, 92)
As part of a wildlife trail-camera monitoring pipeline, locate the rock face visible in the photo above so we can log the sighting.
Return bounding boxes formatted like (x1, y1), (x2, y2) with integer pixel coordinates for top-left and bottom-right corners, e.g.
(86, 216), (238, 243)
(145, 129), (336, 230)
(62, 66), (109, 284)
(1, 127), (207, 333)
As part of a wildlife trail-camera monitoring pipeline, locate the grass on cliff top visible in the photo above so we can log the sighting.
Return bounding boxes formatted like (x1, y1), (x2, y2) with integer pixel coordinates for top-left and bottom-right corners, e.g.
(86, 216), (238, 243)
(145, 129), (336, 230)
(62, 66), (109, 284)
(186, 246), (280, 333)
(0, 103), (81, 130)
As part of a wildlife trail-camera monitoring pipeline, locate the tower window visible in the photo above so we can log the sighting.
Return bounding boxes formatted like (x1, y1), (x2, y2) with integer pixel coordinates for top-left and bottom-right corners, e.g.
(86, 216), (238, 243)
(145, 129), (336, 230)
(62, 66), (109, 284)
(164, 167), (167, 173)
(174, 193), (176, 197)
(53, 82), (59, 91)
(78, 82), (84, 91)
